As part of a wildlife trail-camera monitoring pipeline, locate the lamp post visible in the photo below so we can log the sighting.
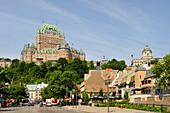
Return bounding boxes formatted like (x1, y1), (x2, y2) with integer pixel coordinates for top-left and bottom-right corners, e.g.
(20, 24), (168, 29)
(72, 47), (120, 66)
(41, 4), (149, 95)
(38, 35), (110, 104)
(66, 86), (67, 106)
(72, 89), (75, 108)
(104, 78), (111, 113)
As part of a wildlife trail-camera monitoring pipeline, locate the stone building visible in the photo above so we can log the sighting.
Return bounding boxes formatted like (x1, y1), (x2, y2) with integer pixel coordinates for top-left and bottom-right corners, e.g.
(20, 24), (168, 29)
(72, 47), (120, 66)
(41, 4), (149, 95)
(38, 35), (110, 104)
(80, 69), (118, 97)
(26, 82), (48, 102)
(131, 45), (161, 66)
(21, 23), (85, 63)
(109, 67), (136, 99)
(0, 58), (11, 68)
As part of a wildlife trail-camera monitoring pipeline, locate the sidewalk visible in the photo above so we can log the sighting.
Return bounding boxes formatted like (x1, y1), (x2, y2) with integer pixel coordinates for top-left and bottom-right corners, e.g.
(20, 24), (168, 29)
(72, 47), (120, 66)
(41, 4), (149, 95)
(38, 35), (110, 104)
(63, 105), (158, 113)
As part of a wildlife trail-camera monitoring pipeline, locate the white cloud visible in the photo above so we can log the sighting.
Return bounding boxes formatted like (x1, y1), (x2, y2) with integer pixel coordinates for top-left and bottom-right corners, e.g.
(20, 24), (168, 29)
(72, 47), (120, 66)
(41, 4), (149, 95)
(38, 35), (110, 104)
(22, 0), (88, 24)
(81, 0), (151, 34)
(0, 11), (38, 25)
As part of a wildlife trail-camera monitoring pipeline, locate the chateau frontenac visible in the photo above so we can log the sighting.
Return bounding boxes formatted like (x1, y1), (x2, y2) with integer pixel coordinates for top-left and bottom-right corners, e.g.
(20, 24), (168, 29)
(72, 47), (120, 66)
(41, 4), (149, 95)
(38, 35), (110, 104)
(21, 23), (85, 63)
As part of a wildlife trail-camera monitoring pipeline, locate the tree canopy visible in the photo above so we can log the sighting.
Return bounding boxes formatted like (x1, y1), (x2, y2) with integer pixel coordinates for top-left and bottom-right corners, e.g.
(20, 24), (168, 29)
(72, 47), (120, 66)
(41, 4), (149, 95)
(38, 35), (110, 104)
(101, 58), (127, 71)
(151, 54), (170, 94)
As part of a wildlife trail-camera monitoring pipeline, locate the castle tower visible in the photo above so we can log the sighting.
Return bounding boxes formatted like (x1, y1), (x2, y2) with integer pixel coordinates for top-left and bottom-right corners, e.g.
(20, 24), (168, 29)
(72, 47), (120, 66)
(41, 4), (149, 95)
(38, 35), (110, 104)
(58, 38), (70, 60)
(80, 48), (85, 60)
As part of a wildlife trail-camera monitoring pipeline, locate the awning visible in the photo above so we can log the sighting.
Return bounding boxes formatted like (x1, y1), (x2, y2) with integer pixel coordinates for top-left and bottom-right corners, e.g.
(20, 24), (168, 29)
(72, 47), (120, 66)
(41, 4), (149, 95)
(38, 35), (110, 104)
(144, 76), (154, 80)
(35, 100), (43, 102)
(131, 86), (150, 91)
(131, 88), (142, 91)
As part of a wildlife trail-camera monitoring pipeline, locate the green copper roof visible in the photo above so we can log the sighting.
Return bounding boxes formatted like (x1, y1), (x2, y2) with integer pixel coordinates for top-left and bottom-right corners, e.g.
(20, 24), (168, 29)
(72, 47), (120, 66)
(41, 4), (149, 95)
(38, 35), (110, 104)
(59, 39), (69, 49)
(39, 48), (59, 54)
(38, 23), (63, 36)
(58, 40), (61, 45)
(142, 45), (152, 53)
(80, 48), (84, 55)
(31, 43), (36, 48)
(135, 66), (146, 72)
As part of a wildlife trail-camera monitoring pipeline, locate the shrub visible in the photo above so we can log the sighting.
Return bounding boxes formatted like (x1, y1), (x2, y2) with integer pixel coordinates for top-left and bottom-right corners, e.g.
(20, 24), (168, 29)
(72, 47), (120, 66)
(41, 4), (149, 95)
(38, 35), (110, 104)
(99, 104), (107, 107)
(97, 102), (168, 112)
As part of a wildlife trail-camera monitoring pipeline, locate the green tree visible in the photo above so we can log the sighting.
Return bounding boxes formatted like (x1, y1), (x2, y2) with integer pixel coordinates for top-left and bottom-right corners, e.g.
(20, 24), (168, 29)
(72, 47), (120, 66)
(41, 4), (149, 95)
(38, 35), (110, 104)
(152, 54), (170, 94)
(10, 59), (19, 70)
(67, 58), (84, 77)
(99, 89), (103, 97)
(88, 60), (96, 70)
(122, 91), (129, 103)
(101, 58), (127, 71)
(82, 89), (90, 104)
(4, 58), (11, 61)
(124, 91), (129, 100)
(57, 58), (68, 72)
(148, 59), (159, 66)
(7, 86), (27, 99)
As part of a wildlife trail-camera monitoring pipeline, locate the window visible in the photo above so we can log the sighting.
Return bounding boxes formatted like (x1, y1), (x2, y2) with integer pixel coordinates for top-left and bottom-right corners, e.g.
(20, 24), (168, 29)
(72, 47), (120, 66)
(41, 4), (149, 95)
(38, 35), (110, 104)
(148, 80), (151, 84)
(140, 84), (141, 88)
(142, 81), (144, 85)
(140, 75), (142, 79)
(93, 88), (96, 91)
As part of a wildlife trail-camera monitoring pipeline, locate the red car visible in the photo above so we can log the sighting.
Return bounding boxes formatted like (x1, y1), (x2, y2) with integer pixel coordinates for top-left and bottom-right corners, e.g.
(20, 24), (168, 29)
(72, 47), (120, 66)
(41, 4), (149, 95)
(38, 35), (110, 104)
(2, 101), (11, 106)
(28, 102), (34, 106)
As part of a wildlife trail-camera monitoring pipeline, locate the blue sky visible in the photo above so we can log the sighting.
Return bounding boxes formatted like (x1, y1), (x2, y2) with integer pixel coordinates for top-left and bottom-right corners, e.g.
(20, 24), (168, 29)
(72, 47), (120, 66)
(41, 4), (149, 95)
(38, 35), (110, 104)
(0, 0), (170, 66)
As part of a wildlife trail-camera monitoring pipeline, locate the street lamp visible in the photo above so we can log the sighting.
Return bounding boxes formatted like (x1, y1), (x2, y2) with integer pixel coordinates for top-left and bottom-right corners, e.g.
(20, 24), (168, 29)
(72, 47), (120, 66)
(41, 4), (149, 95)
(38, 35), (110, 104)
(104, 78), (111, 113)
(72, 89), (75, 108)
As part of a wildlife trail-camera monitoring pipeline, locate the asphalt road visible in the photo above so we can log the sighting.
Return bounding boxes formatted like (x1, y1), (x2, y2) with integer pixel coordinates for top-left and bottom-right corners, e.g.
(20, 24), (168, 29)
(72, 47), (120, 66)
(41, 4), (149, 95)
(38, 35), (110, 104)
(0, 105), (82, 113)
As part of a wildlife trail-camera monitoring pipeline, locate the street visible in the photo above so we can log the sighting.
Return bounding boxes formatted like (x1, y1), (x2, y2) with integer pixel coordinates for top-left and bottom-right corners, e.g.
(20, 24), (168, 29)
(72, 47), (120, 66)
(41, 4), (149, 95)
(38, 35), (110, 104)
(0, 105), (159, 113)
(0, 105), (82, 113)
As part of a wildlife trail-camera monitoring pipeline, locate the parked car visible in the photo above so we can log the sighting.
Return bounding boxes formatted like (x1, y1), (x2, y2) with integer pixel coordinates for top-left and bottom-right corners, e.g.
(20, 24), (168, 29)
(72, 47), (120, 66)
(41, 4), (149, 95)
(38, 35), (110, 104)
(6, 101), (12, 106)
(1, 101), (12, 107)
(46, 102), (52, 107)
(43, 102), (46, 105)
(28, 102), (34, 106)
(22, 102), (28, 106)
(22, 98), (29, 106)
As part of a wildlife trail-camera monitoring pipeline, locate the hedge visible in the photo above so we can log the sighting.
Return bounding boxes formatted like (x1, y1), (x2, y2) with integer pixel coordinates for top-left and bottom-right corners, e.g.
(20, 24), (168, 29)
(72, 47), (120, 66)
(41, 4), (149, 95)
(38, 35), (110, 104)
(95, 103), (167, 112)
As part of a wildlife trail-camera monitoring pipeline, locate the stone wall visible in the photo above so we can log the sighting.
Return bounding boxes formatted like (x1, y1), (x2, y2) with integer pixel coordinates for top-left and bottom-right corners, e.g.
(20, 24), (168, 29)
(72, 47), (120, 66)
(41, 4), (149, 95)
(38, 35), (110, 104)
(134, 94), (170, 110)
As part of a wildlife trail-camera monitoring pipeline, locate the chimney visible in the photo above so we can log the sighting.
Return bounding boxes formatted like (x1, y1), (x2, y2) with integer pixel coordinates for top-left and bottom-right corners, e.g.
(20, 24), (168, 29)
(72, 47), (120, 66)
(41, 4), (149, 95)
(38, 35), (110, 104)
(131, 55), (133, 61)
(131, 55), (133, 66)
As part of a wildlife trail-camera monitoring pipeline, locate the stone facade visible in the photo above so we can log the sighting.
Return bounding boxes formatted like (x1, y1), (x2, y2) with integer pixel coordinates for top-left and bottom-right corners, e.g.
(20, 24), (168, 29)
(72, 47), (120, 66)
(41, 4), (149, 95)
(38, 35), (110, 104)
(21, 23), (85, 63)
(0, 60), (11, 68)
(131, 45), (162, 66)
(114, 67), (136, 98)
(134, 94), (170, 110)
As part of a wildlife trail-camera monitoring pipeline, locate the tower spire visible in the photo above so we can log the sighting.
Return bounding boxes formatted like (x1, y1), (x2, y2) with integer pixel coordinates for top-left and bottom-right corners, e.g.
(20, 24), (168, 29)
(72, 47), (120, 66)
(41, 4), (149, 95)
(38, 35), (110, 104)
(63, 32), (65, 38)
